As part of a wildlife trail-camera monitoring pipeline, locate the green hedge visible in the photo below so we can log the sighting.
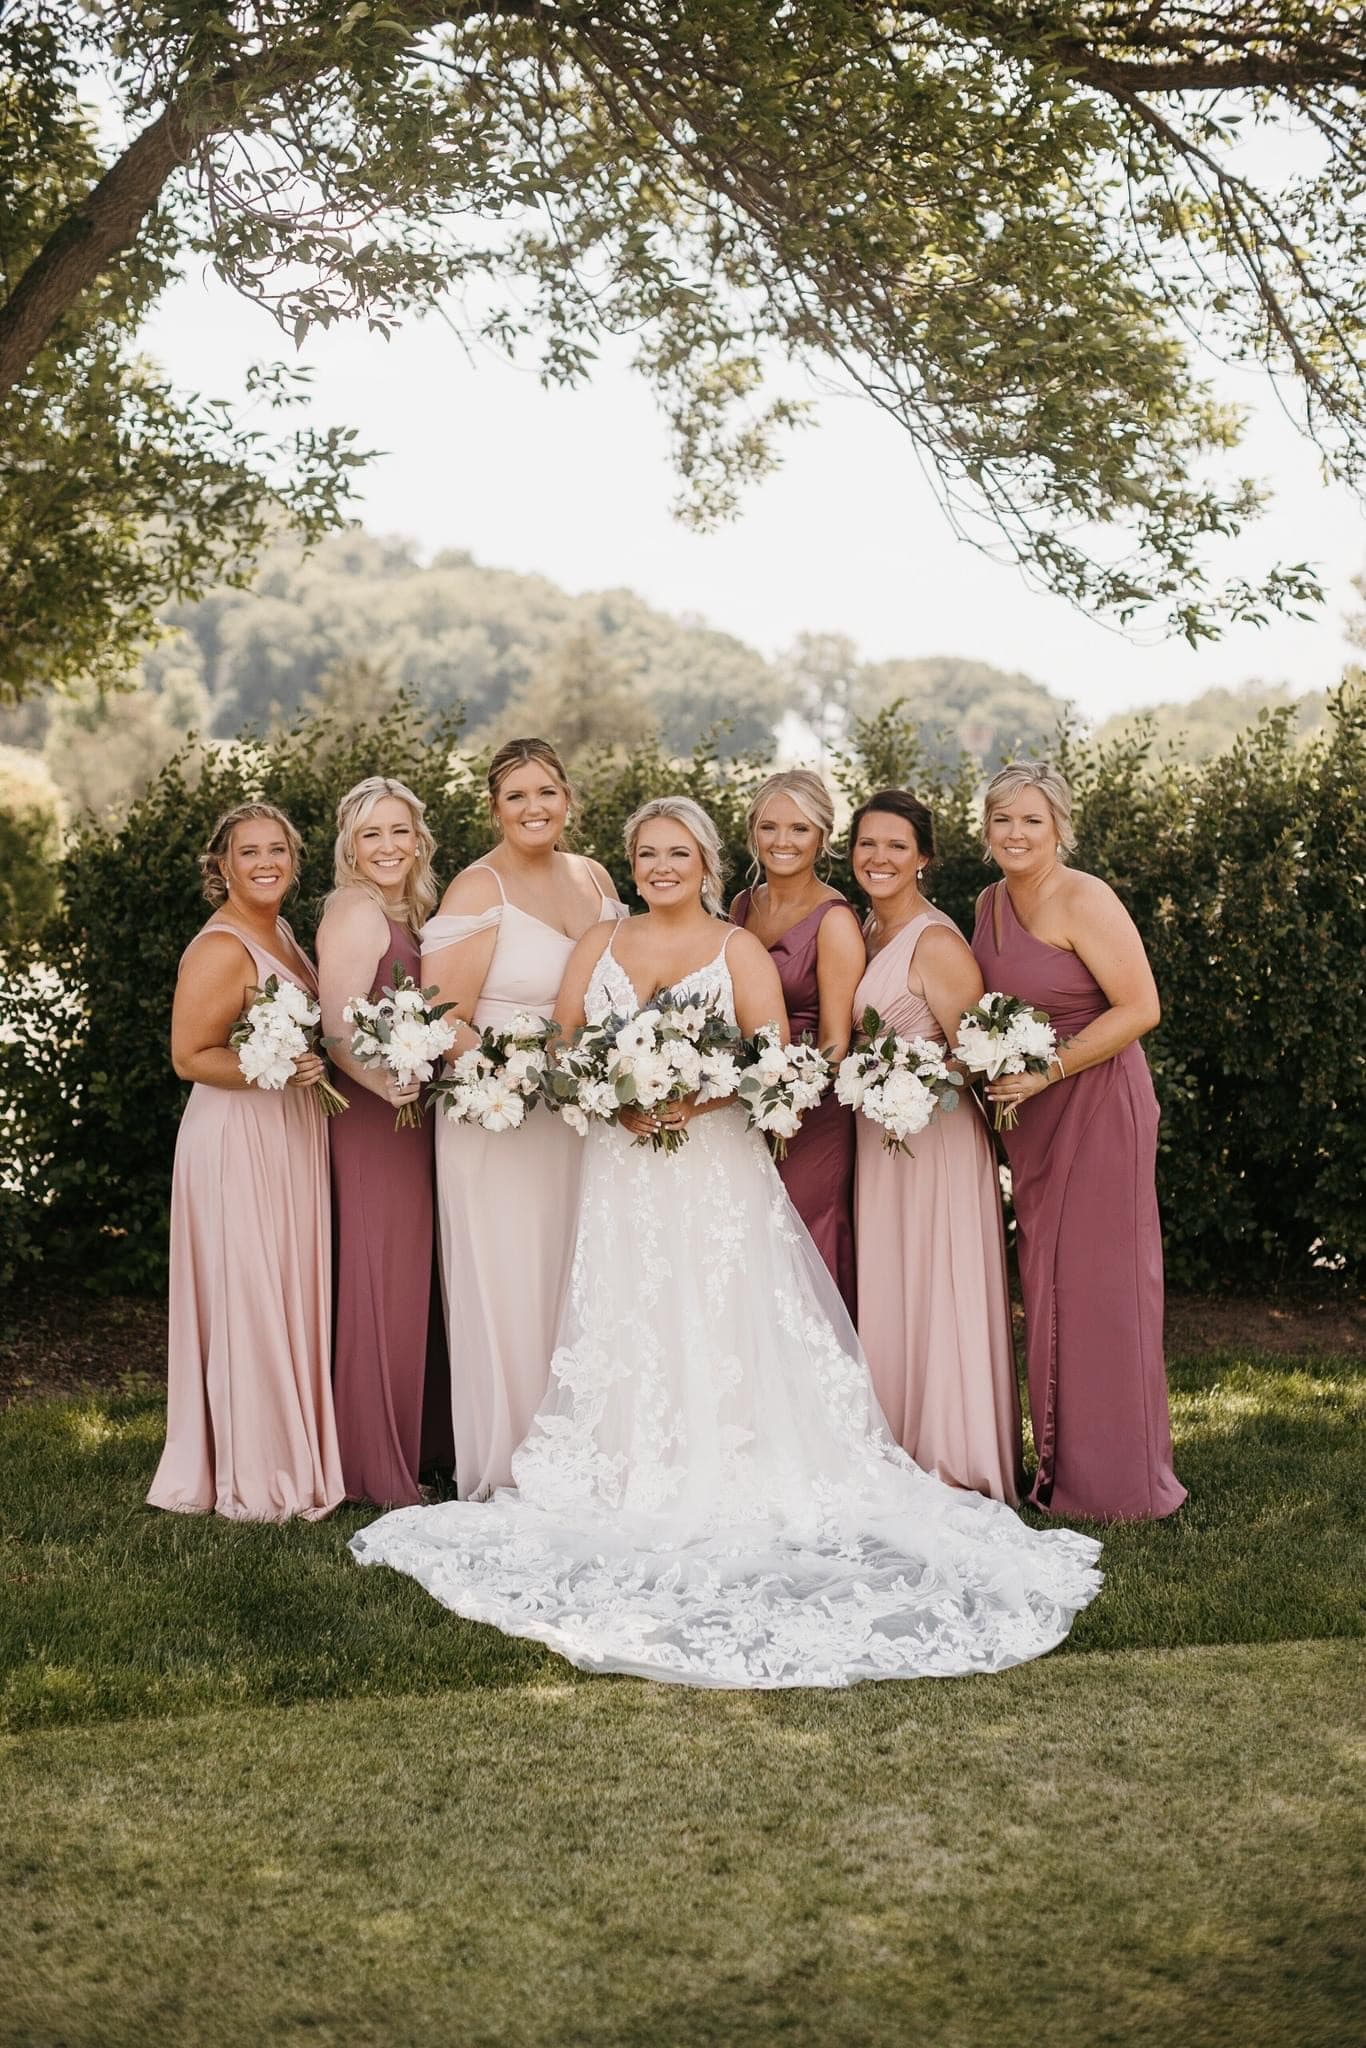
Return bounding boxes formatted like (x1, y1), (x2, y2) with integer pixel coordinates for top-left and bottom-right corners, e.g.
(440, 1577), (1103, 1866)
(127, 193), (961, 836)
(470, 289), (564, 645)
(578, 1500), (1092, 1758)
(1, 688), (1362, 1295)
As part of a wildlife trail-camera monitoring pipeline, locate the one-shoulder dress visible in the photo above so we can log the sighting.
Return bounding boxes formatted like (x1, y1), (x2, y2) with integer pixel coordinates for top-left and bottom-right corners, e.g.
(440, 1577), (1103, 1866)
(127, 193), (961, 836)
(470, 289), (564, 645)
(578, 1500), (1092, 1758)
(731, 889), (858, 1315)
(852, 908), (1023, 1503)
(971, 881), (1185, 1521)
(147, 921), (344, 1522)
(421, 866), (625, 1499)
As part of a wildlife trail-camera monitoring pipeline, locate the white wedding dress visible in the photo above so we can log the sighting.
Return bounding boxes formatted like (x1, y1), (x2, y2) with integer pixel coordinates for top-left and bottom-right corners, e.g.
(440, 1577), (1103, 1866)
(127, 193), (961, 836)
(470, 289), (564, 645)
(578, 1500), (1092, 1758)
(350, 935), (1102, 1687)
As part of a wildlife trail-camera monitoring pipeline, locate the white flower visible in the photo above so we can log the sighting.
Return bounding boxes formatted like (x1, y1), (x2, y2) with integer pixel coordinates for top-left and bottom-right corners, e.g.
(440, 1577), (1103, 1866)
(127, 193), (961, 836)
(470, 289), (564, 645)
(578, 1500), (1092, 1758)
(581, 1079), (621, 1121)
(751, 1042), (790, 1085)
(662, 1040), (703, 1091)
(508, 1009), (544, 1038)
(834, 1056), (869, 1109)
(502, 1045), (544, 1091)
(697, 1051), (741, 1102)
(626, 1051), (675, 1107)
(478, 1080), (526, 1132)
(615, 1015), (660, 1058)
(760, 1101), (802, 1140)
(561, 1103), (590, 1136)
(1009, 1013), (1056, 1061)
(672, 1002), (708, 1039)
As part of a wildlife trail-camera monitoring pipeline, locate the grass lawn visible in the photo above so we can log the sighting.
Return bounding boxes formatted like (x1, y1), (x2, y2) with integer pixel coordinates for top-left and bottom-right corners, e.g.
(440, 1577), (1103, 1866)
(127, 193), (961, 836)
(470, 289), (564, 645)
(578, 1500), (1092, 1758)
(2, 1347), (1363, 2047)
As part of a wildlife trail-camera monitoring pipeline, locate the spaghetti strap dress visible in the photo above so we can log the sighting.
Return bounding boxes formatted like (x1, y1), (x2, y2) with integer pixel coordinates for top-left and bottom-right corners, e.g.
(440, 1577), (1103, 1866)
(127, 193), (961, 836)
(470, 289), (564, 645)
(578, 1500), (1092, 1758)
(422, 866), (626, 1500)
(329, 913), (452, 1508)
(147, 921), (344, 1522)
(731, 889), (858, 1315)
(852, 909), (1023, 1503)
(971, 882), (1185, 1521)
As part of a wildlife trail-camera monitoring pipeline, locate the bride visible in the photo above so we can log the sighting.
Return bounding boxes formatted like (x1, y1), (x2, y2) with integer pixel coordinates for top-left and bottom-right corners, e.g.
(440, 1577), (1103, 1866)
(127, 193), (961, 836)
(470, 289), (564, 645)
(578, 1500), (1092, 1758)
(350, 795), (1102, 1687)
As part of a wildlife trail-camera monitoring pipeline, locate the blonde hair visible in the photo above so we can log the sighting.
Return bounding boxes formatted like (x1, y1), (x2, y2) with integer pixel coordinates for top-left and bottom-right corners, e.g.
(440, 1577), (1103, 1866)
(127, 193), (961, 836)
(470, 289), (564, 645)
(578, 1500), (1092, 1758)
(981, 761), (1077, 859)
(624, 795), (727, 917)
(199, 802), (302, 907)
(330, 777), (438, 930)
(745, 769), (835, 879)
(486, 736), (575, 829)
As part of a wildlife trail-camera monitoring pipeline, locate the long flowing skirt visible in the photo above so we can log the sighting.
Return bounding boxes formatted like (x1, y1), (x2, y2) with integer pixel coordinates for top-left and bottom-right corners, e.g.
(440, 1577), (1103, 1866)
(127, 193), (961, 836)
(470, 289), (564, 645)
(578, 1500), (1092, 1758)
(352, 1111), (1101, 1687)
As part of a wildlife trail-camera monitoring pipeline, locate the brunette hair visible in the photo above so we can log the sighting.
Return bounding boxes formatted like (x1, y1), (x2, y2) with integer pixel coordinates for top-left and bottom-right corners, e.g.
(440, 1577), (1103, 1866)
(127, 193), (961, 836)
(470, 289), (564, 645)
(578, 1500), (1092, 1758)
(329, 776), (439, 930)
(847, 788), (937, 871)
(199, 803), (303, 907)
(624, 795), (727, 917)
(980, 761), (1076, 858)
(486, 736), (575, 828)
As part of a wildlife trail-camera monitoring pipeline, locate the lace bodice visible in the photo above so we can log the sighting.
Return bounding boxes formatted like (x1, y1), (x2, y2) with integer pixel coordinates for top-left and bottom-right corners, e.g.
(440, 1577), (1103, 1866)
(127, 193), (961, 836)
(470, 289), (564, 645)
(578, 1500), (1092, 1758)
(586, 932), (739, 1028)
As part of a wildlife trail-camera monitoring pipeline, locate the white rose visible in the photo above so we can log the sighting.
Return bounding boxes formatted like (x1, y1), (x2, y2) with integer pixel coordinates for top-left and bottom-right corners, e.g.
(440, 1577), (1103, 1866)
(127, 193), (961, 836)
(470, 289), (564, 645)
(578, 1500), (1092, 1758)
(561, 1103), (590, 1136)
(834, 1056), (868, 1109)
(762, 1101), (802, 1140)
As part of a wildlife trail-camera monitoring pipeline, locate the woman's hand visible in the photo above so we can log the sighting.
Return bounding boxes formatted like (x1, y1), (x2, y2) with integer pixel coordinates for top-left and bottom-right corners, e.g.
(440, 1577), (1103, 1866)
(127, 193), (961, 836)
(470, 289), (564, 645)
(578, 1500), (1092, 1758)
(382, 1072), (423, 1109)
(288, 1050), (327, 1089)
(621, 1095), (717, 1139)
(986, 1068), (1054, 1114)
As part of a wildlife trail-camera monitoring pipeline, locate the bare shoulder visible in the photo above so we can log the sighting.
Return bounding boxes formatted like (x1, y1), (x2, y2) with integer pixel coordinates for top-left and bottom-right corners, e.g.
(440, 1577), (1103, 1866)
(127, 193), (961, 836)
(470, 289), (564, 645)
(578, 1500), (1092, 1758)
(918, 919), (972, 958)
(815, 900), (866, 957)
(726, 925), (777, 974)
(1063, 868), (1135, 929)
(574, 853), (621, 903)
(568, 916), (618, 970)
(317, 886), (388, 938)
(436, 863), (502, 916)
(181, 922), (252, 989)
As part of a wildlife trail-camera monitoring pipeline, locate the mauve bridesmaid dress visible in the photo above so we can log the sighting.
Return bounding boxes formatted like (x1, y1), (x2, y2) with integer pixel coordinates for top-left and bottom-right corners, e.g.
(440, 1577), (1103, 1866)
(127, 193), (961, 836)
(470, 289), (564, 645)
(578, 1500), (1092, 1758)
(329, 913), (452, 1508)
(731, 888), (858, 1314)
(422, 865), (625, 1500)
(147, 922), (345, 1522)
(852, 909), (1023, 1503)
(971, 880), (1186, 1521)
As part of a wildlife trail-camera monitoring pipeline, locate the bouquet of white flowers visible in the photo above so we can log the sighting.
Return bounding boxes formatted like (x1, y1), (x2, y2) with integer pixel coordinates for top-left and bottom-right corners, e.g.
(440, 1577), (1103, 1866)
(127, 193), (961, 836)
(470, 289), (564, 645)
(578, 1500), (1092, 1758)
(428, 1010), (556, 1133)
(735, 1024), (830, 1161)
(953, 991), (1057, 1130)
(229, 974), (349, 1116)
(343, 965), (458, 1129)
(834, 1006), (962, 1155)
(544, 990), (742, 1153)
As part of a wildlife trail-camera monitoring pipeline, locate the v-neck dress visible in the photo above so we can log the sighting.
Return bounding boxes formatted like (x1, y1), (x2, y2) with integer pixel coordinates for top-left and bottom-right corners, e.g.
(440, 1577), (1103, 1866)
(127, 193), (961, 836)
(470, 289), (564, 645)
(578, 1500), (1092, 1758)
(851, 909), (1023, 1503)
(421, 865), (626, 1500)
(731, 889), (858, 1314)
(971, 882), (1184, 1521)
(147, 920), (344, 1522)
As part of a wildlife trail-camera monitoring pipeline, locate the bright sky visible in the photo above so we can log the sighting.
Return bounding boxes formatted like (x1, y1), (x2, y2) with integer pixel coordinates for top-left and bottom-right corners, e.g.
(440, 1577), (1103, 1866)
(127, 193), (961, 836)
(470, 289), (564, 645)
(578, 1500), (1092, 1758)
(143, 264), (1365, 724)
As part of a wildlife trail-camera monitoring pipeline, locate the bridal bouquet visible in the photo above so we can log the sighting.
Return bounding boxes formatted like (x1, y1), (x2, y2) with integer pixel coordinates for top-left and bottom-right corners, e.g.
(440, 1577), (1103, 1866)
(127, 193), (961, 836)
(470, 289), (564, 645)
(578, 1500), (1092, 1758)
(429, 1011), (556, 1134)
(954, 992), (1056, 1130)
(834, 1007), (962, 1155)
(343, 966), (458, 1129)
(230, 974), (349, 1116)
(736, 1025), (830, 1161)
(545, 992), (742, 1153)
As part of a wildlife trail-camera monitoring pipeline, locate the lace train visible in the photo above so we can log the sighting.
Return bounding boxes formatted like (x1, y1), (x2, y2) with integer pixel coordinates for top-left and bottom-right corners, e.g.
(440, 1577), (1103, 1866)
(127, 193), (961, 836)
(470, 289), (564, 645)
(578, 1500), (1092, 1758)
(350, 941), (1101, 1687)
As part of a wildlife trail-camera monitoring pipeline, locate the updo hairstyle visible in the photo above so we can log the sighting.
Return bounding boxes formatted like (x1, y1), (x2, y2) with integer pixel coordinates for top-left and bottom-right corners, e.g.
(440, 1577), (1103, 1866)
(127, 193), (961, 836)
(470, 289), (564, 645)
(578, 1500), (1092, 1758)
(624, 795), (728, 917)
(486, 736), (575, 831)
(199, 802), (303, 908)
(745, 769), (837, 879)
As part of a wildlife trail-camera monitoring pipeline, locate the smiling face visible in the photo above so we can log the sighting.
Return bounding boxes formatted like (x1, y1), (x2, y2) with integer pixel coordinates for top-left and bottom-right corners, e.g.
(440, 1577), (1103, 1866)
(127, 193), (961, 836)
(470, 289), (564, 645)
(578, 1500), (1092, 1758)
(493, 760), (570, 855)
(985, 785), (1056, 878)
(851, 810), (925, 909)
(632, 819), (706, 910)
(352, 795), (416, 901)
(222, 819), (294, 914)
(754, 793), (822, 885)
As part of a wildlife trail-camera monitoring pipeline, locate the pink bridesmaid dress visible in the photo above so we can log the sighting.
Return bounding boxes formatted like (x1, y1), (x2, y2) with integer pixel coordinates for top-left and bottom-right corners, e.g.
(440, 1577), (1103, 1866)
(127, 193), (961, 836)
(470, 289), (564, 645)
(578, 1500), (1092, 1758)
(853, 909), (1023, 1503)
(329, 914), (452, 1508)
(147, 922), (345, 1522)
(972, 881), (1185, 1521)
(422, 866), (625, 1500)
(730, 889), (858, 1314)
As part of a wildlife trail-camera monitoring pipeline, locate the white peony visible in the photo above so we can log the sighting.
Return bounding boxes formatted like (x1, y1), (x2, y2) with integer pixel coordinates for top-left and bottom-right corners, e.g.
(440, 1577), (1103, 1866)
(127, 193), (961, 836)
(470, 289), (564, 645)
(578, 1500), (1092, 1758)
(478, 1081), (526, 1132)
(1009, 1013), (1056, 1061)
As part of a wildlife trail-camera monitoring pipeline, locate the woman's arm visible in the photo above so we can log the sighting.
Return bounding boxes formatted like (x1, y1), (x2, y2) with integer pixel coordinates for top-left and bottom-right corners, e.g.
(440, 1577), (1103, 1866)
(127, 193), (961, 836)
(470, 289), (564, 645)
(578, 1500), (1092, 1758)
(814, 906), (866, 1062)
(423, 869), (503, 1059)
(171, 934), (324, 1092)
(317, 891), (417, 1105)
(729, 930), (790, 1041)
(987, 875), (1161, 1112)
(552, 921), (617, 1038)
(911, 925), (985, 1049)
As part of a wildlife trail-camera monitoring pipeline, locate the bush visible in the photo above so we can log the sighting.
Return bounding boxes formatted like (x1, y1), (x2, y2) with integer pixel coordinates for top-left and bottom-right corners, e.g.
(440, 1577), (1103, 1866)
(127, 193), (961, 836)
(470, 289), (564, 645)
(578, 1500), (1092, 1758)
(1, 687), (1362, 1295)
(0, 745), (63, 950)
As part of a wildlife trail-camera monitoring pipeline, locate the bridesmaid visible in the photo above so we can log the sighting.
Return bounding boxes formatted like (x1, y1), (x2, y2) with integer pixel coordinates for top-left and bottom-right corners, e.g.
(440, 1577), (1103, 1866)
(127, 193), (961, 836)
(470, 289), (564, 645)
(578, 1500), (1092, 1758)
(317, 776), (452, 1508)
(421, 737), (625, 1499)
(148, 803), (345, 1522)
(972, 762), (1185, 1521)
(730, 770), (863, 1312)
(850, 789), (1023, 1503)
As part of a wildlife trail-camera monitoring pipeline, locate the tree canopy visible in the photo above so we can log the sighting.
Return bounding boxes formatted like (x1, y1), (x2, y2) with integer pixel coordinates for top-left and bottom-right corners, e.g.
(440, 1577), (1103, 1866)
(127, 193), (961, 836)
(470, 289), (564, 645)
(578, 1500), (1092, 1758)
(4, 3), (1365, 698)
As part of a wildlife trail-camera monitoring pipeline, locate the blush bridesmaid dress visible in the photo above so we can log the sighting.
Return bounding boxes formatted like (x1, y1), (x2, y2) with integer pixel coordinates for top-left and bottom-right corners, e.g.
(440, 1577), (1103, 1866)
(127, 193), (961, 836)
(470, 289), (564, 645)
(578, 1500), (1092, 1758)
(971, 881), (1185, 1521)
(730, 888), (858, 1314)
(421, 866), (625, 1500)
(328, 913), (452, 1508)
(852, 909), (1023, 1503)
(147, 922), (345, 1522)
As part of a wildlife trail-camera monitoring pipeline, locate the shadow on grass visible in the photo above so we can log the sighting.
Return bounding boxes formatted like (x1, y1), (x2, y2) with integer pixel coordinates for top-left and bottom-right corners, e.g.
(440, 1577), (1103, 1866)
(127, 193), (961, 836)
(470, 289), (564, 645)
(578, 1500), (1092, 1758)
(1, 1351), (1361, 1731)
